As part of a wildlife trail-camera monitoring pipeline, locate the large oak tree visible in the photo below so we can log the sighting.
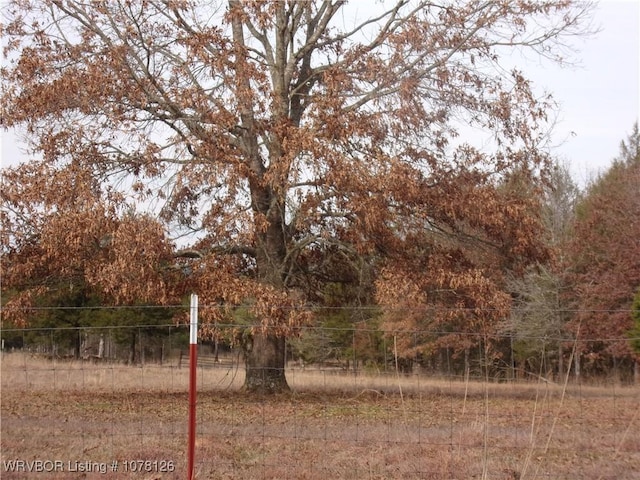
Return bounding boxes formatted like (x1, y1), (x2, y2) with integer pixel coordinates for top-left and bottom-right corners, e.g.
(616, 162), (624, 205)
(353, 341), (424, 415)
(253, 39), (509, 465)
(1, 0), (592, 392)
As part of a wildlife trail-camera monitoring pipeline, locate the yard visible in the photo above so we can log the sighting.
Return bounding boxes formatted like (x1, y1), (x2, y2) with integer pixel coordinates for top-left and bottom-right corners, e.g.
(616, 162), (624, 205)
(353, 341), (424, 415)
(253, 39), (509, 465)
(1, 353), (639, 479)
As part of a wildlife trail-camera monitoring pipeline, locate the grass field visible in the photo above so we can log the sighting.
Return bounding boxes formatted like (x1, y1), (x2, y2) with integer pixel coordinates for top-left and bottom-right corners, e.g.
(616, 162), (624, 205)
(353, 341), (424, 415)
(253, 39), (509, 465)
(1, 353), (639, 479)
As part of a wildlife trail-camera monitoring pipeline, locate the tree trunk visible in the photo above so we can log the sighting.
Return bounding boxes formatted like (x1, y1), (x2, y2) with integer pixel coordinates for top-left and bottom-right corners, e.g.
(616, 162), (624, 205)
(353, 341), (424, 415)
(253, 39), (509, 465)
(128, 331), (136, 365)
(74, 330), (82, 360)
(558, 343), (564, 380)
(231, 4), (293, 393)
(213, 338), (219, 363)
(242, 176), (290, 393)
(244, 333), (288, 394)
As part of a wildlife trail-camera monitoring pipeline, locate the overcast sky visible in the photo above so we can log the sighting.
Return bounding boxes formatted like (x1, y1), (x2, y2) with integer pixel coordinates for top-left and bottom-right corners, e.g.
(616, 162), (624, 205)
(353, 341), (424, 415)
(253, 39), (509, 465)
(1, 0), (638, 187)
(531, 0), (639, 185)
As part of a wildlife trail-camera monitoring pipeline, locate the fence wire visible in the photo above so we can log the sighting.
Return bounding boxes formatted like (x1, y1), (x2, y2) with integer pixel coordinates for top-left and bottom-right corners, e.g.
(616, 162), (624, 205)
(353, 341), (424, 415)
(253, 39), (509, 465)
(1, 310), (639, 479)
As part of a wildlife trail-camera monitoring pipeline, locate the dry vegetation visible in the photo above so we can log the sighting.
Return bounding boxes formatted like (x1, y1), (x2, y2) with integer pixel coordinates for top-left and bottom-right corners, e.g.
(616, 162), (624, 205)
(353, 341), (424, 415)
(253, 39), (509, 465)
(2, 353), (639, 479)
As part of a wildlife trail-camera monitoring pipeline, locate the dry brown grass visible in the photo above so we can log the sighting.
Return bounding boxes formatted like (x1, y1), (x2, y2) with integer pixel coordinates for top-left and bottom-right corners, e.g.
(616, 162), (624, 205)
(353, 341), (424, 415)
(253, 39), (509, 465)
(2, 353), (639, 479)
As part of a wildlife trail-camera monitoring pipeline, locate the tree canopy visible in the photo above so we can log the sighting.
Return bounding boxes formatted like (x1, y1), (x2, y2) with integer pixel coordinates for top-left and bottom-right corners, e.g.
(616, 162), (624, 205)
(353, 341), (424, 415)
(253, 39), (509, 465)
(567, 123), (640, 360)
(1, 0), (594, 392)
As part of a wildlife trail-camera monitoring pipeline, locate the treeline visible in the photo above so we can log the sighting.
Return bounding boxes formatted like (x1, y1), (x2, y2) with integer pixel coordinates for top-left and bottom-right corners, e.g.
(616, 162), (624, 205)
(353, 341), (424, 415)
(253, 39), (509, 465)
(2, 126), (639, 383)
(2, 306), (637, 384)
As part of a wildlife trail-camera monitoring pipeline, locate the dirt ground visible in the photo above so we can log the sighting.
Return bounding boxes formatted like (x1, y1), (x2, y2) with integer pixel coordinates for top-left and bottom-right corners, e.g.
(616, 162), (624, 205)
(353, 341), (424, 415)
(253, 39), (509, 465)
(1, 356), (639, 479)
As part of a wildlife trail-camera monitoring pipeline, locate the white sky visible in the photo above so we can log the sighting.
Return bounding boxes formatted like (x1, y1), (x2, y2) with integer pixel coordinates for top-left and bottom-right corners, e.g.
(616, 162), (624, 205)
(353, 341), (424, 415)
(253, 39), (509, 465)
(531, 0), (640, 185)
(1, 0), (639, 187)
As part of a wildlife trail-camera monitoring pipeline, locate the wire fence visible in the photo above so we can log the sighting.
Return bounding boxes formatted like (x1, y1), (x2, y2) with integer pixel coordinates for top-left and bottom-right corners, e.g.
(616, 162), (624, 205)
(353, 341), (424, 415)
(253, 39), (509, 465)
(1, 312), (640, 479)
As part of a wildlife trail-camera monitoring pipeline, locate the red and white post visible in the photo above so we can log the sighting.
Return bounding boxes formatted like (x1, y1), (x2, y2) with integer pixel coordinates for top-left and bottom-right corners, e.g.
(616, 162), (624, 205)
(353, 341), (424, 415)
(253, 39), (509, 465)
(187, 293), (198, 480)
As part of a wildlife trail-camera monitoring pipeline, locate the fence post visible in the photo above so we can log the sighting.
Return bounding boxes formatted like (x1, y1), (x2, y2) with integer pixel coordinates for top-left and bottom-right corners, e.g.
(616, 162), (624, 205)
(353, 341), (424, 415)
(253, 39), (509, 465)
(188, 294), (198, 480)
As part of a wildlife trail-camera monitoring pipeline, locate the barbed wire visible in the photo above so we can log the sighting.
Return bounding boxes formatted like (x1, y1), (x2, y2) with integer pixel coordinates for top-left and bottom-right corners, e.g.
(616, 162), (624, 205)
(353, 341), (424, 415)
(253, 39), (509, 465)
(1, 303), (637, 314)
(2, 322), (638, 343)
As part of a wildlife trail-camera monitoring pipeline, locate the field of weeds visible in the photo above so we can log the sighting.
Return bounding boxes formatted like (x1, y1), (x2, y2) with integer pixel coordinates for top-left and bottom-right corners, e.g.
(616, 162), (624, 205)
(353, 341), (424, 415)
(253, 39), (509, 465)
(1, 353), (639, 479)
